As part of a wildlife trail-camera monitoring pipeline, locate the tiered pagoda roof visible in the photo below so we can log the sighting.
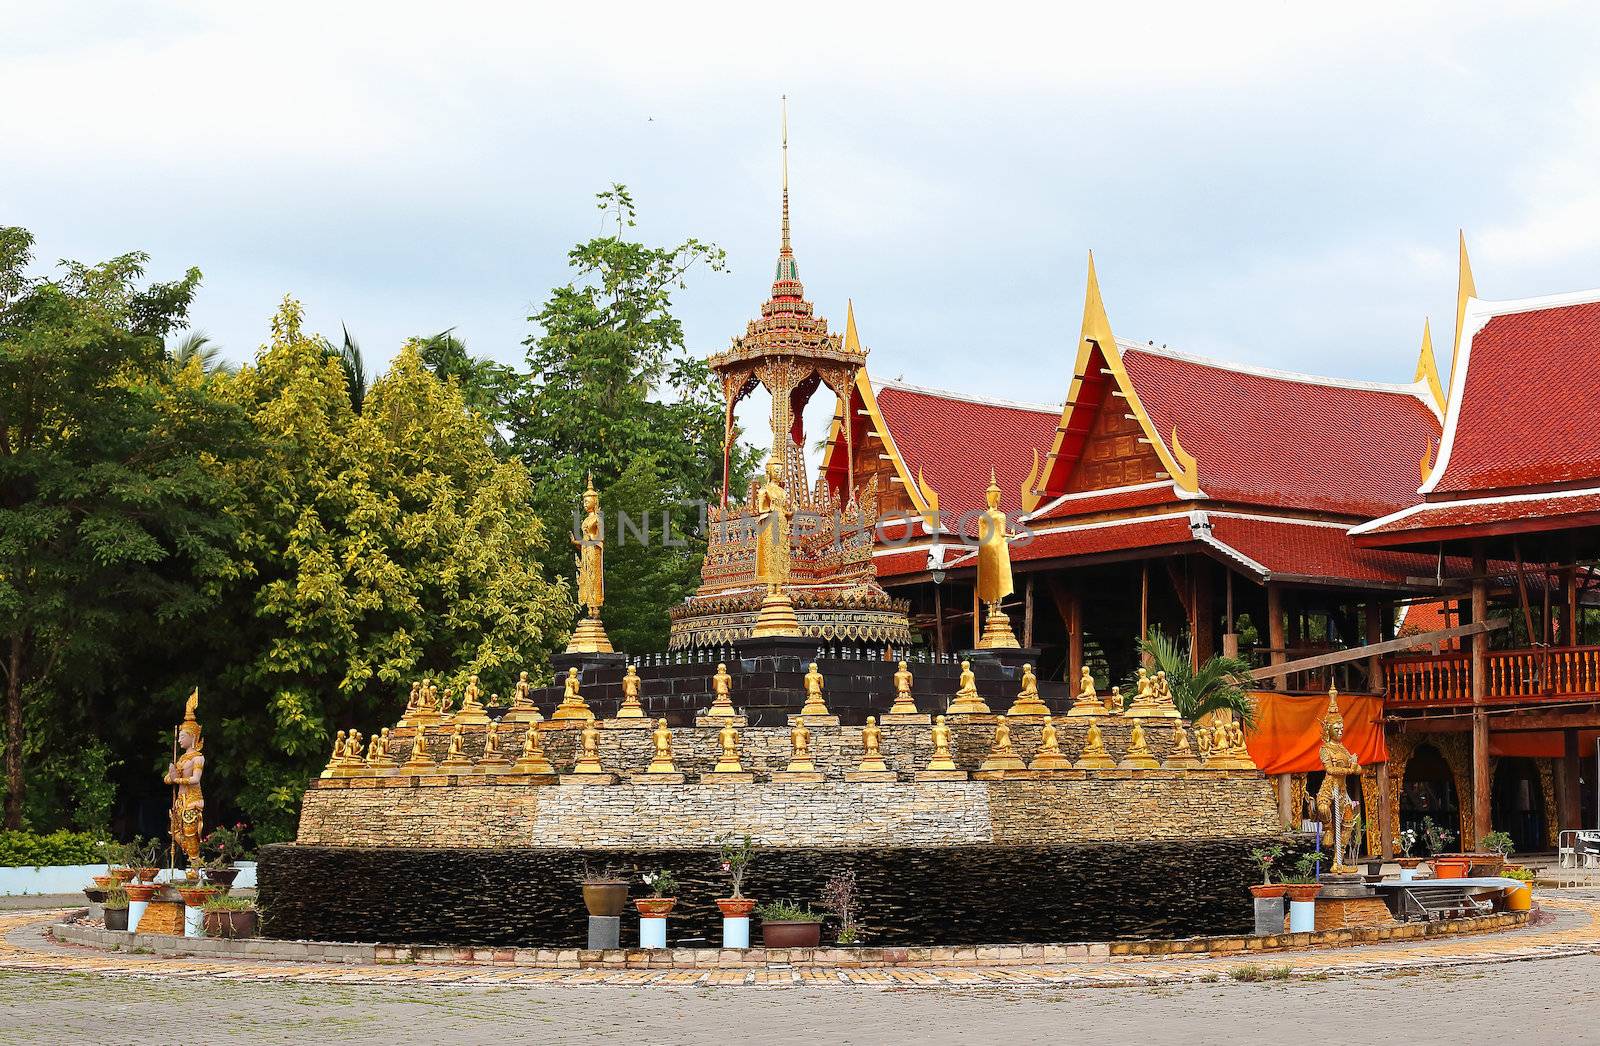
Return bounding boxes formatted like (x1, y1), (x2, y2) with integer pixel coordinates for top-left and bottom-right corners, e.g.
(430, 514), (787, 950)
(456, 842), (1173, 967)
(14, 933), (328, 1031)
(1354, 286), (1600, 552)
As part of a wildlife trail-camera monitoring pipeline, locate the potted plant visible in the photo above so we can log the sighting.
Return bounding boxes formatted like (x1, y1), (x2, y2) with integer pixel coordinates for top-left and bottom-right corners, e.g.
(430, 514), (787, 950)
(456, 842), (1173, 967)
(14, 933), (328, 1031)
(1474, 830), (1514, 876)
(200, 823), (253, 889)
(122, 880), (158, 933)
(107, 841), (136, 885)
(580, 862), (631, 918)
(1501, 866), (1535, 912)
(1396, 827), (1424, 881)
(202, 893), (261, 939)
(715, 834), (757, 948)
(820, 868), (862, 945)
(1281, 851), (1324, 932)
(1421, 817), (1466, 877)
(132, 836), (162, 883)
(636, 870), (678, 949)
(102, 888), (130, 932)
(1247, 845), (1288, 935)
(757, 899), (824, 948)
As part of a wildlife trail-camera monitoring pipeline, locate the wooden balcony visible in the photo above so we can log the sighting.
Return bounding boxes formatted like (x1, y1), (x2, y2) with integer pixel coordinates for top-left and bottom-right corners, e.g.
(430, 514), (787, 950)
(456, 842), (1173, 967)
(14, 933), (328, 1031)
(1382, 645), (1600, 706)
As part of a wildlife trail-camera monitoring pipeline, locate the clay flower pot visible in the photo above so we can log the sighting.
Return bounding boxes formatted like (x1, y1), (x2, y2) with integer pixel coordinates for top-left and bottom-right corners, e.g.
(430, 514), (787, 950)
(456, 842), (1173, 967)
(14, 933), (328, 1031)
(110, 867), (137, 886)
(716, 898), (757, 918)
(761, 920), (822, 948)
(134, 867), (161, 883)
(635, 897), (677, 918)
(91, 875), (115, 889)
(123, 883), (158, 903)
(204, 909), (260, 939)
(177, 885), (217, 908)
(1283, 883), (1324, 903)
(202, 866), (241, 890)
(1248, 884), (1288, 899)
(1431, 856), (1471, 880)
(583, 882), (630, 918)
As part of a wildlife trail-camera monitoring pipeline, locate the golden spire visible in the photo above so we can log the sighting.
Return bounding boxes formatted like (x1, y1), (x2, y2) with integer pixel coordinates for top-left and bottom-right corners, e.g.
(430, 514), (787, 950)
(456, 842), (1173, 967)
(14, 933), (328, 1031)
(1414, 318), (1445, 414)
(843, 299), (862, 353)
(781, 94), (791, 258)
(584, 471), (597, 498)
(987, 467), (1000, 497)
(1450, 230), (1476, 381)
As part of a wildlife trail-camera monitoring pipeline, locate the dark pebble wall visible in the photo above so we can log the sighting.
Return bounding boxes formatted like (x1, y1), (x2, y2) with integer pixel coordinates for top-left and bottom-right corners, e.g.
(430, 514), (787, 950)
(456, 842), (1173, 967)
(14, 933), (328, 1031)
(258, 838), (1286, 947)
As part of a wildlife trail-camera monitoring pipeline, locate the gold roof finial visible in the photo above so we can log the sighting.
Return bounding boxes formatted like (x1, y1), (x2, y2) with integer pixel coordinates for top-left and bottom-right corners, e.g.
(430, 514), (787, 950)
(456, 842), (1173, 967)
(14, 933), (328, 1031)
(1451, 230), (1476, 381)
(1414, 317), (1445, 414)
(843, 299), (862, 353)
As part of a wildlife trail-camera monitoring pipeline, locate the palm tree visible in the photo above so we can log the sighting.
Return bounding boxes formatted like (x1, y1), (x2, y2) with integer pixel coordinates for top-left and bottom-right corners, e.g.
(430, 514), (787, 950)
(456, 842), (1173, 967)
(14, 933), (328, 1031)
(1134, 628), (1256, 726)
(168, 329), (234, 374)
(324, 323), (367, 412)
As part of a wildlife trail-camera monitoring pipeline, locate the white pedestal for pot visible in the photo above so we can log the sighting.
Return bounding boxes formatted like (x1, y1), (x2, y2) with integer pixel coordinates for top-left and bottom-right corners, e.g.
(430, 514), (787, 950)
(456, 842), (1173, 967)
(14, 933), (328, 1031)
(640, 917), (666, 949)
(184, 905), (205, 938)
(1288, 900), (1316, 932)
(127, 900), (147, 934)
(1399, 867), (1416, 882)
(722, 917), (750, 949)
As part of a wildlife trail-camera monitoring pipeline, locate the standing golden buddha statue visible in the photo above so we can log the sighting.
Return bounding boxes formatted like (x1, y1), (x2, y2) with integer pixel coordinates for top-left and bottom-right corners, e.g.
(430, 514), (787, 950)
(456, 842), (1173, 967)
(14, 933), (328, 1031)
(751, 454), (801, 637)
(1315, 686), (1361, 870)
(163, 689), (205, 868)
(565, 475), (614, 654)
(974, 472), (1021, 649)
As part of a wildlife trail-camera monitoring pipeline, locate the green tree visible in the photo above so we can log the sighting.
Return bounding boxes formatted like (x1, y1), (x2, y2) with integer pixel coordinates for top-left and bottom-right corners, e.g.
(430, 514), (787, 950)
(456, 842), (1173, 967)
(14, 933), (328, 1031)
(1132, 629), (1257, 725)
(168, 329), (234, 374)
(511, 185), (754, 652)
(208, 302), (569, 839)
(0, 228), (244, 828)
(414, 329), (516, 454)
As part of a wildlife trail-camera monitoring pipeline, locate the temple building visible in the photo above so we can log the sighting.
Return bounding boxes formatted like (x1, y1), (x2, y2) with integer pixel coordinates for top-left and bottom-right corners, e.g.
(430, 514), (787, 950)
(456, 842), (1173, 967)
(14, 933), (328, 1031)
(1353, 250), (1600, 853)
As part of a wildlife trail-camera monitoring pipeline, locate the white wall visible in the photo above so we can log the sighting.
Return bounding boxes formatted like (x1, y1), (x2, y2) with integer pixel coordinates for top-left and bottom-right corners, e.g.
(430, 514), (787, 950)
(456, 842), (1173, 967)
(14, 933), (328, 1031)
(0, 862), (256, 896)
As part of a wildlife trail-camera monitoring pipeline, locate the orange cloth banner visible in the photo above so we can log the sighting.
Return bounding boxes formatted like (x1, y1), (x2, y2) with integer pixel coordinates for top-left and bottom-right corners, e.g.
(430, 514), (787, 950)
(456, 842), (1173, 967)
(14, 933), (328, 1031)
(1244, 691), (1389, 775)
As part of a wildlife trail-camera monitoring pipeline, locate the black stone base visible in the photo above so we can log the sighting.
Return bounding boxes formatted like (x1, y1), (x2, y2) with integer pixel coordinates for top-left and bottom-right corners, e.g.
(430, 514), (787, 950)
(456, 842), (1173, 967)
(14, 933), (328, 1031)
(732, 635), (823, 665)
(258, 838), (1283, 948)
(551, 651), (630, 674)
(960, 647), (1043, 671)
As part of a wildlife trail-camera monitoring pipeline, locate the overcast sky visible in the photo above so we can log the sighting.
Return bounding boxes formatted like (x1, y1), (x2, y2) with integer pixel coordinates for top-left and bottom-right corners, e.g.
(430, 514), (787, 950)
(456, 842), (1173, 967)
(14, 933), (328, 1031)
(6, 2), (1600, 404)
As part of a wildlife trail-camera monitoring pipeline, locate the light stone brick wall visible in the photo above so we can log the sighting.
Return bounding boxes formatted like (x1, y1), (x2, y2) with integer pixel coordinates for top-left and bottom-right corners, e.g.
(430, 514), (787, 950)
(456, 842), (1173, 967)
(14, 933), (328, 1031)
(297, 774), (1281, 851)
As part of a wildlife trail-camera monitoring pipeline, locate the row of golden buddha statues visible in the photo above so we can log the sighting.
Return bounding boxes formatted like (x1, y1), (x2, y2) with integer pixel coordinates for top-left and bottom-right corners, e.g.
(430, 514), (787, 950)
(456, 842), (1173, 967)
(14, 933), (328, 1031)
(320, 659), (1255, 782)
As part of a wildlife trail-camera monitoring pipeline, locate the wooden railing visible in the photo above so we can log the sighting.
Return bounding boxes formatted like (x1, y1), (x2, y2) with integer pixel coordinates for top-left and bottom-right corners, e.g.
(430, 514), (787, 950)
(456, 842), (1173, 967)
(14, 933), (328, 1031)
(1383, 645), (1600, 705)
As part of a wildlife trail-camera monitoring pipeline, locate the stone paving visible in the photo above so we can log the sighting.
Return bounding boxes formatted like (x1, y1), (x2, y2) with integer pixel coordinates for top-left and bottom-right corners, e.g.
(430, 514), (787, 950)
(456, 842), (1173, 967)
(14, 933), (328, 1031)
(3, 893), (1600, 990)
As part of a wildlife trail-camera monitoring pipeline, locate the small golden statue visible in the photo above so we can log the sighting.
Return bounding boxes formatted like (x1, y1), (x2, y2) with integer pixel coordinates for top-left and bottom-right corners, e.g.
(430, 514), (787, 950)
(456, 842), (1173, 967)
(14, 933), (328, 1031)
(363, 728), (386, 766)
(857, 716), (888, 773)
(616, 665), (646, 718)
(565, 475), (614, 654)
(477, 721), (511, 773)
(1163, 721), (1200, 769)
(751, 454), (801, 637)
(1125, 668), (1163, 719)
(1028, 714), (1073, 771)
(1103, 686), (1122, 716)
(974, 471), (1021, 649)
(339, 729), (365, 776)
(925, 715), (958, 771)
(571, 716), (605, 774)
(397, 682), (421, 729)
(503, 670), (543, 724)
(1068, 665), (1105, 717)
(454, 673), (491, 725)
(948, 660), (991, 715)
(978, 714), (1027, 774)
(1117, 720), (1161, 770)
(887, 661), (919, 716)
(510, 723), (555, 775)
(1009, 664), (1050, 717)
(799, 662), (831, 718)
(321, 729), (348, 779)
(1075, 720), (1116, 769)
(409, 679), (440, 727)
(646, 719), (676, 774)
(1315, 686), (1359, 868)
(438, 724), (474, 771)
(164, 689), (206, 866)
(400, 729), (438, 774)
(552, 667), (591, 721)
(786, 719), (816, 773)
(1194, 720), (1214, 763)
(707, 662), (737, 718)
(712, 721), (744, 774)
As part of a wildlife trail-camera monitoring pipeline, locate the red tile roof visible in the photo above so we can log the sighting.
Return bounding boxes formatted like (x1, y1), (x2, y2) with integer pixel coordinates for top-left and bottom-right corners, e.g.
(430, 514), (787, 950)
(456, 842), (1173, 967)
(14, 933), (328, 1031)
(1203, 514), (1444, 586)
(1428, 299), (1600, 495)
(1354, 489), (1600, 544)
(873, 382), (1059, 519)
(1014, 515), (1198, 564)
(1028, 482), (1182, 523)
(1121, 346), (1440, 518)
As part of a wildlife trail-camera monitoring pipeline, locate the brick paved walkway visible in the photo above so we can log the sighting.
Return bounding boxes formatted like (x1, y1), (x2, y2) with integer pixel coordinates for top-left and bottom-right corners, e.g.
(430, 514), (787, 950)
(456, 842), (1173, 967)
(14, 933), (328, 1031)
(4, 893), (1600, 990)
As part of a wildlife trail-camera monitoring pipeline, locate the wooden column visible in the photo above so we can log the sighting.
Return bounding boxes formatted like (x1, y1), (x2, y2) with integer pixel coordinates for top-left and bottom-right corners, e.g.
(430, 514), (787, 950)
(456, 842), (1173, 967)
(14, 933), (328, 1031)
(1266, 583), (1287, 690)
(1562, 728), (1583, 832)
(933, 584), (945, 657)
(1277, 775), (1295, 829)
(1068, 592), (1084, 689)
(1377, 761), (1394, 860)
(1365, 602), (1384, 694)
(1022, 574), (1035, 649)
(1222, 569), (1239, 658)
(1191, 557), (1214, 672)
(1471, 546), (1491, 848)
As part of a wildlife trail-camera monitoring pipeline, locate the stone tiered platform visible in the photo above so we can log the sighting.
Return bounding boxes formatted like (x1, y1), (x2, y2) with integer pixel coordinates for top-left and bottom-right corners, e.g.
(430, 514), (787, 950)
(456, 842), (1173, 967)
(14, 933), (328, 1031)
(264, 650), (1280, 948)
